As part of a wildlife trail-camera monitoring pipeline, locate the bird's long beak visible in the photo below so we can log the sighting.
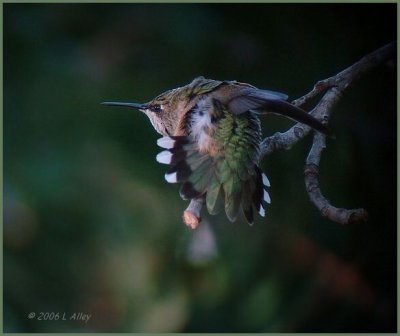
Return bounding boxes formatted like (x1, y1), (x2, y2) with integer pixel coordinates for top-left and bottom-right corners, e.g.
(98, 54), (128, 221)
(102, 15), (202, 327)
(101, 101), (146, 110)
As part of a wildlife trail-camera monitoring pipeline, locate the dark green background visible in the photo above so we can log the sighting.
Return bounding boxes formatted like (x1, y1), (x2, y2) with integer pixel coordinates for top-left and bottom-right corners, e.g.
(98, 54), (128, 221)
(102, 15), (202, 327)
(4, 4), (397, 332)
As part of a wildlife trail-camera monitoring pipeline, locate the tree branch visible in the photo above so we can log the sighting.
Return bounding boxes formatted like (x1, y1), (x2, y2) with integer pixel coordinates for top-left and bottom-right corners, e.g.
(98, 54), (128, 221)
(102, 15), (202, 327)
(261, 41), (395, 156)
(183, 42), (395, 228)
(264, 41), (395, 225)
(183, 197), (204, 230)
(304, 133), (368, 224)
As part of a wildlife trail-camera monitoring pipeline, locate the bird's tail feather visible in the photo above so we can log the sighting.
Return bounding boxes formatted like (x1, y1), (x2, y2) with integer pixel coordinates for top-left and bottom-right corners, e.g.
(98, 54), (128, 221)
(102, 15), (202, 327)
(156, 136), (271, 224)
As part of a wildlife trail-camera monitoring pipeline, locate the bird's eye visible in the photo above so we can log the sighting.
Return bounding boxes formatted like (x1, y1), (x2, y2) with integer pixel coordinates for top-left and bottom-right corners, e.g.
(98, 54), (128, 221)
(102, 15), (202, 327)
(151, 104), (162, 113)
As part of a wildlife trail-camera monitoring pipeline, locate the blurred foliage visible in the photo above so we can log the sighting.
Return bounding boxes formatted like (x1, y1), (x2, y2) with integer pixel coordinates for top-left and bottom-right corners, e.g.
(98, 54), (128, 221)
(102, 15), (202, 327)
(4, 4), (396, 333)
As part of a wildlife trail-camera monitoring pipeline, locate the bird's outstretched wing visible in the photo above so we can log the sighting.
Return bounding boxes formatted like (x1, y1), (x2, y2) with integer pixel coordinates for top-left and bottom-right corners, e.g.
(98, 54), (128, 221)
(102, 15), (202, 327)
(225, 87), (331, 137)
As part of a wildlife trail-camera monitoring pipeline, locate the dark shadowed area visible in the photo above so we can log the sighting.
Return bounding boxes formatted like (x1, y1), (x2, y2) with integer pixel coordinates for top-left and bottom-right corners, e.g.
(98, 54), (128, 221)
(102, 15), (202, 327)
(4, 4), (396, 332)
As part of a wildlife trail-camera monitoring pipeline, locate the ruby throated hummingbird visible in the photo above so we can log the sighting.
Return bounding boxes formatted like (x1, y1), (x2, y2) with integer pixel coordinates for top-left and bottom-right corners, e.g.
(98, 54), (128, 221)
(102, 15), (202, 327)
(103, 77), (329, 226)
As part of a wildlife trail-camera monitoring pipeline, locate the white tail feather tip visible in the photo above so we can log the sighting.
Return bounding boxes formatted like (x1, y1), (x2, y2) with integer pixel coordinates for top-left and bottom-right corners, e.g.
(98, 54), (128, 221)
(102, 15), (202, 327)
(156, 150), (172, 164)
(157, 136), (175, 149)
(262, 173), (271, 187)
(263, 190), (271, 204)
(165, 172), (178, 183)
(259, 205), (266, 217)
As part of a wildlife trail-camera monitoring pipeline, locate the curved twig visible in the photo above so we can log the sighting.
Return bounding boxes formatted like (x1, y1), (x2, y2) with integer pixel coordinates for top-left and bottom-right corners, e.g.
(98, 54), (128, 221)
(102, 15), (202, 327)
(269, 41), (394, 225)
(304, 132), (368, 224)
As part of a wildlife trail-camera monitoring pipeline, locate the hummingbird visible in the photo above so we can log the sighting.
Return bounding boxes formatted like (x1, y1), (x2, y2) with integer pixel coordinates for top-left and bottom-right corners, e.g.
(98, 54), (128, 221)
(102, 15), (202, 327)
(102, 76), (329, 226)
